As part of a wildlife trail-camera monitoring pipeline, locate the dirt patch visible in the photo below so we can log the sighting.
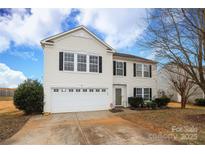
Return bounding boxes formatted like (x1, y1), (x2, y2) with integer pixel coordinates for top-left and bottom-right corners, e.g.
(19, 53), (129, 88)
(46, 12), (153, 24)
(0, 101), (30, 143)
(0, 97), (13, 101)
(80, 117), (126, 126)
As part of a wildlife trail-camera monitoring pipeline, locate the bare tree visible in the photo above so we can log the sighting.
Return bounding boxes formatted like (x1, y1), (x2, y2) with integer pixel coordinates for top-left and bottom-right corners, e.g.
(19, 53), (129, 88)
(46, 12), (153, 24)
(165, 65), (198, 109)
(141, 9), (205, 95)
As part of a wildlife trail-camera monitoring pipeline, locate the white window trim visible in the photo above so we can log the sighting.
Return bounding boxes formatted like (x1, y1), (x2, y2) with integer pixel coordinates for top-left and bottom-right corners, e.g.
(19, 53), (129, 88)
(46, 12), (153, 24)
(135, 88), (151, 100)
(144, 88), (150, 100)
(77, 54), (87, 72)
(63, 52), (75, 72)
(61, 51), (100, 74)
(89, 55), (99, 73)
(136, 64), (143, 77)
(115, 61), (124, 76)
(135, 63), (151, 78)
(136, 88), (143, 98)
(143, 64), (150, 78)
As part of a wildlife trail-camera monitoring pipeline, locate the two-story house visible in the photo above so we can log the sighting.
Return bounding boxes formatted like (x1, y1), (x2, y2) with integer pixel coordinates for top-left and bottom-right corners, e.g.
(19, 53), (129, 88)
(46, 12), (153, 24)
(41, 25), (157, 113)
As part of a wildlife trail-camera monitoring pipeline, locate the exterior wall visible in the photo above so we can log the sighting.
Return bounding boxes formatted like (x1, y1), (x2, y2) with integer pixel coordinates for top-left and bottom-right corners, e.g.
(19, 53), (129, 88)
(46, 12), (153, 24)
(43, 30), (113, 112)
(157, 68), (176, 99)
(113, 58), (158, 106)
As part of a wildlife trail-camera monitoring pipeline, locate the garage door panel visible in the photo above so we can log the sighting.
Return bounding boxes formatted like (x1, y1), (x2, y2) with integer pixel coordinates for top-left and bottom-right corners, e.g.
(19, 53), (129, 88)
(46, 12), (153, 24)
(51, 88), (109, 113)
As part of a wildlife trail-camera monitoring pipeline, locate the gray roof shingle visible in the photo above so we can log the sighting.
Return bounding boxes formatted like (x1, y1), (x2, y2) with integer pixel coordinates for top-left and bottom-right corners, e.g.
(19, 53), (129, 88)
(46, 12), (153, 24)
(113, 52), (157, 63)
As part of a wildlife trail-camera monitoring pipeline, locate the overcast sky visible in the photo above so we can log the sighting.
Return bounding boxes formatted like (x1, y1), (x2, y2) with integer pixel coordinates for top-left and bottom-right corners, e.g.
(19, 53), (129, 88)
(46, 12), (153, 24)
(0, 8), (155, 88)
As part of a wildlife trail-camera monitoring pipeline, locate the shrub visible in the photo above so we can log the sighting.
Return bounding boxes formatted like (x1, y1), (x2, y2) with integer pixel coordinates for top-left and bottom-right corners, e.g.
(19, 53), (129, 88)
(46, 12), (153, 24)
(154, 97), (170, 107)
(146, 100), (157, 109)
(13, 79), (44, 114)
(128, 97), (144, 108)
(194, 98), (205, 106)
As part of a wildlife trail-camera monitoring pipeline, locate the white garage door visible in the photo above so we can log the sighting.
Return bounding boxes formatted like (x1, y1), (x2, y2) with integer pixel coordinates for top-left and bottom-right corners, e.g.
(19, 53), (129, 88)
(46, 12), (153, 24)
(51, 88), (109, 113)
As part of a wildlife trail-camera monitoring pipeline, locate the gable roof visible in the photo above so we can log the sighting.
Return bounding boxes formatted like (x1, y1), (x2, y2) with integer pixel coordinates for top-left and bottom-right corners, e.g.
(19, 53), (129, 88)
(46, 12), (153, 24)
(40, 25), (157, 63)
(113, 52), (157, 64)
(40, 25), (114, 52)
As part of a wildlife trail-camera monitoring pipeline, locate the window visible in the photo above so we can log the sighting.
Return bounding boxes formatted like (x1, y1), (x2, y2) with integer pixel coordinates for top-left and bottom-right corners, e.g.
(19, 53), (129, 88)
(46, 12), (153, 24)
(69, 89), (73, 92)
(64, 53), (74, 71)
(102, 89), (106, 92)
(136, 88), (143, 98)
(83, 89), (87, 92)
(96, 89), (100, 92)
(77, 54), (87, 72)
(89, 89), (94, 92)
(144, 64), (150, 77)
(136, 64), (142, 77)
(135, 88), (151, 100)
(76, 89), (81, 92)
(144, 88), (150, 100)
(116, 61), (124, 76)
(89, 56), (98, 72)
(53, 89), (59, 92)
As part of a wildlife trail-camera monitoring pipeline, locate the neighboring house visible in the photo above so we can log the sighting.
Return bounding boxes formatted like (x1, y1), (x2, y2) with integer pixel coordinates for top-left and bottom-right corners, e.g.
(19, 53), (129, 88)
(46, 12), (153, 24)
(41, 25), (157, 113)
(158, 66), (205, 103)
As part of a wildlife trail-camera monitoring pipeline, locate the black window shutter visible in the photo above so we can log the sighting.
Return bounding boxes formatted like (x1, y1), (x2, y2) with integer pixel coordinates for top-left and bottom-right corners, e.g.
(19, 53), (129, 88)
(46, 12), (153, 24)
(134, 88), (136, 97)
(113, 61), (116, 75)
(59, 52), (63, 71)
(133, 63), (136, 77)
(99, 56), (102, 73)
(149, 65), (152, 78)
(150, 88), (152, 100)
(124, 62), (126, 76)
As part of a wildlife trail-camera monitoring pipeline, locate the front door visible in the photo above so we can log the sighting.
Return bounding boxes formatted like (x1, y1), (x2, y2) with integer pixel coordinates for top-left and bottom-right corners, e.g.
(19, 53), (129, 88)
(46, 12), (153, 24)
(115, 88), (122, 106)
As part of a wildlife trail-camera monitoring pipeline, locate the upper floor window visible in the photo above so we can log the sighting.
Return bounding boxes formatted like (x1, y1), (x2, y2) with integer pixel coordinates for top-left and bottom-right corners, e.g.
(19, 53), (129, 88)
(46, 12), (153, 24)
(89, 55), (98, 72)
(134, 63), (151, 78)
(136, 64), (142, 77)
(77, 54), (87, 72)
(116, 61), (124, 76)
(60, 51), (102, 73)
(64, 53), (74, 71)
(144, 64), (150, 77)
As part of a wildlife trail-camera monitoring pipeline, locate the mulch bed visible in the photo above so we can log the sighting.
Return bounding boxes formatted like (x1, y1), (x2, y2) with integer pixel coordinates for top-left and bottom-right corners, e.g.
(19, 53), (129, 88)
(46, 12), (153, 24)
(109, 108), (124, 113)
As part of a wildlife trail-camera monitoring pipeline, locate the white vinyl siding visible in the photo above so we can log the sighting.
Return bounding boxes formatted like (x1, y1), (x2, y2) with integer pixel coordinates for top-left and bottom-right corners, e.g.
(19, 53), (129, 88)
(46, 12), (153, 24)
(64, 53), (74, 71)
(89, 55), (98, 72)
(77, 54), (87, 72)
(116, 61), (124, 76)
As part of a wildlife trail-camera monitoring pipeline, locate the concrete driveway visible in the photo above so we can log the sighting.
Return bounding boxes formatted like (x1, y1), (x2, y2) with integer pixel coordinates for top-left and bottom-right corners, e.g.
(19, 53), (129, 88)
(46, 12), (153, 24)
(2, 110), (173, 144)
